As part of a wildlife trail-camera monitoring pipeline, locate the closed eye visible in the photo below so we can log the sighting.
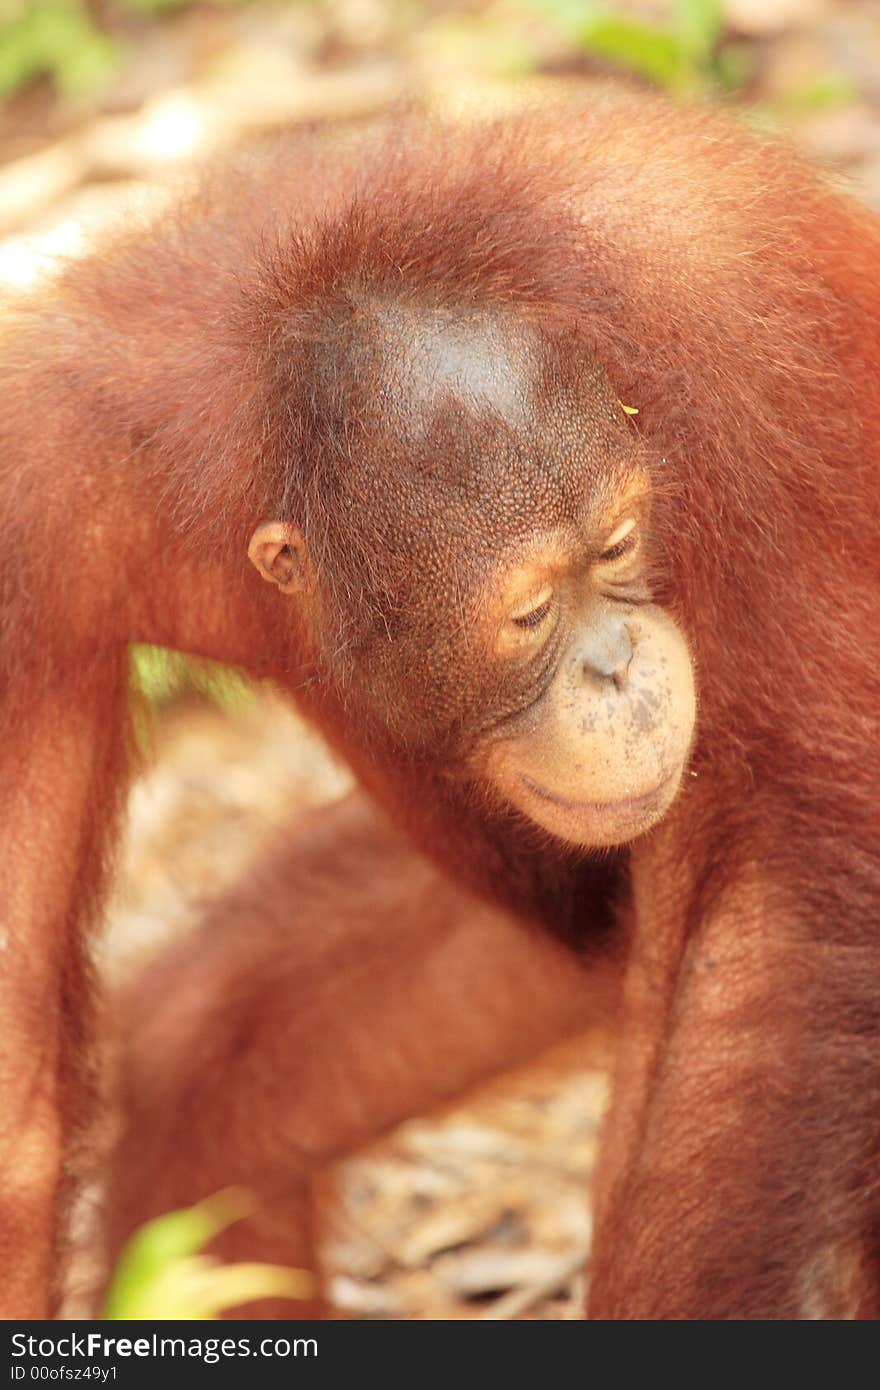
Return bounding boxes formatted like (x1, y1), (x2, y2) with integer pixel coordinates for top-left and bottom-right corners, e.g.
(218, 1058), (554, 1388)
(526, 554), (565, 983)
(600, 536), (635, 562)
(598, 518), (638, 563)
(512, 599), (552, 629)
(509, 584), (554, 631)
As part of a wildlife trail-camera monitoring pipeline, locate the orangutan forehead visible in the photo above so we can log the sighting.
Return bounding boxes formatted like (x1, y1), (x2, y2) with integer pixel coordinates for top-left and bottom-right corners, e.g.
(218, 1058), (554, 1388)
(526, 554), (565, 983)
(373, 304), (534, 429)
(325, 298), (642, 556)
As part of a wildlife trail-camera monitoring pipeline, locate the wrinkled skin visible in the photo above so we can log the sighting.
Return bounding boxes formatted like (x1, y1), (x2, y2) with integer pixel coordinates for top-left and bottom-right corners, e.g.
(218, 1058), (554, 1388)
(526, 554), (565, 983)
(250, 310), (697, 850)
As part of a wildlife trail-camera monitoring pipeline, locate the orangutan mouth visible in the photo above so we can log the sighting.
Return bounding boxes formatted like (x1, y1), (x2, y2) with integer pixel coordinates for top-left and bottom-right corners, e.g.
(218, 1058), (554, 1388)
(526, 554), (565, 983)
(520, 769), (678, 817)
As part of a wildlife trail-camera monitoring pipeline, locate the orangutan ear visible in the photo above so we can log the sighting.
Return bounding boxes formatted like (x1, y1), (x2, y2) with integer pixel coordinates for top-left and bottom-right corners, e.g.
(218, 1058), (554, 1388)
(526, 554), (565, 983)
(247, 521), (312, 595)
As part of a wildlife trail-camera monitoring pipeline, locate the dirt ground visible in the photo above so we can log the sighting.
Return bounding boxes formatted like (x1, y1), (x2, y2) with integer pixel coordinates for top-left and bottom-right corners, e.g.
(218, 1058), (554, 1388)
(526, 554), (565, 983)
(3, 0), (879, 1321)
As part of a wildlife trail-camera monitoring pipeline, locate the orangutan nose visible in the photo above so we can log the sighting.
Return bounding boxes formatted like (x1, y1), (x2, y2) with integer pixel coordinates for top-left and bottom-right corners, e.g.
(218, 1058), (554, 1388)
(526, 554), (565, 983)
(580, 618), (634, 692)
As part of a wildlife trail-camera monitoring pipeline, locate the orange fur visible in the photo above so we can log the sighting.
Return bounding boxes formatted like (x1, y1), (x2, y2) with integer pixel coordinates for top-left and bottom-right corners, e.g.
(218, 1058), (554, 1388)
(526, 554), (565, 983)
(1, 87), (878, 1317)
(102, 794), (612, 1317)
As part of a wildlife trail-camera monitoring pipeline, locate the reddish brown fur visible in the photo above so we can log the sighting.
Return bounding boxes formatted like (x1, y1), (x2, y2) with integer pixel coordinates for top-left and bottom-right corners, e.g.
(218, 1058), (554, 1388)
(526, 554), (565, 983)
(0, 86), (878, 1318)
(102, 793), (612, 1317)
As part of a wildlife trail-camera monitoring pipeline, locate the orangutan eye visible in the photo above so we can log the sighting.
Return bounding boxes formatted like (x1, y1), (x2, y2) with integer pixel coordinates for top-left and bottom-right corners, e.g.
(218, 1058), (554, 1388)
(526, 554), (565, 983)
(510, 585), (554, 631)
(513, 602), (551, 630)
(598, 518), (638, 563)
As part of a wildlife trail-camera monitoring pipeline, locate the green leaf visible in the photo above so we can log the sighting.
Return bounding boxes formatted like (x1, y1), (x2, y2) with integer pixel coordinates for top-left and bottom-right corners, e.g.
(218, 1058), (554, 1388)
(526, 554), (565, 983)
(777, 74), (856, 114)
(575, 16), (691, 92)
(104, 1189), (315, 1320)
(673, 0), (722, 65)
(0, 0), (118, 100)
(130, 644), (255, 713)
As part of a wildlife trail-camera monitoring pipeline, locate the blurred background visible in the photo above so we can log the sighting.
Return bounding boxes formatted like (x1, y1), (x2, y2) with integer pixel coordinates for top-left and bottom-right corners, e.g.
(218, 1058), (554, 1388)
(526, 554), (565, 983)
(4, 0), (877, 1320)
(3, 0), (880, 280)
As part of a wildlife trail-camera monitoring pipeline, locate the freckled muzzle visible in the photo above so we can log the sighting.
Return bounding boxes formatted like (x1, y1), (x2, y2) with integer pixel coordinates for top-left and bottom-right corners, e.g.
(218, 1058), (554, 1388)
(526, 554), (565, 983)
(486, 606), (697, 847)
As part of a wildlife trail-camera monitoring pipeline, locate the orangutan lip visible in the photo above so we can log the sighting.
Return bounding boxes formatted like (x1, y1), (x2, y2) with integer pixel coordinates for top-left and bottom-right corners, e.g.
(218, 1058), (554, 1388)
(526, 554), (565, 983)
(520, 771), (675, 816)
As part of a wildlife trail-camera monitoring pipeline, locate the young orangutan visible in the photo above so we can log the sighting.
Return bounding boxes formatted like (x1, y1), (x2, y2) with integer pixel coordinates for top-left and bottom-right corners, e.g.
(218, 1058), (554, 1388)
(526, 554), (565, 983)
(1, 86), (878, 1317)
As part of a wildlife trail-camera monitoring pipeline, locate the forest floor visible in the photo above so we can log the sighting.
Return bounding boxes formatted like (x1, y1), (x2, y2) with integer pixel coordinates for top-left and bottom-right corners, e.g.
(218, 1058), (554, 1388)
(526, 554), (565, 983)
(3, 0), (879, 1320)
